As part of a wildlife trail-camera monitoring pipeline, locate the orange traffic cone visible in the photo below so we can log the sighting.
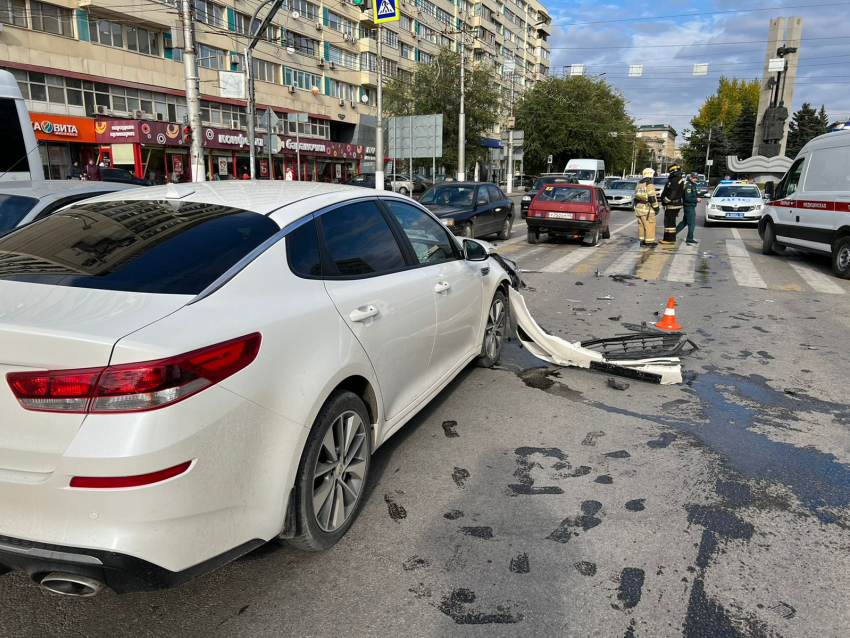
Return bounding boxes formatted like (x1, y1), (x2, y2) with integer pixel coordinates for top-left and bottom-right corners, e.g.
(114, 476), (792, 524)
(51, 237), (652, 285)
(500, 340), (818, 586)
(655, 297), (682, 331)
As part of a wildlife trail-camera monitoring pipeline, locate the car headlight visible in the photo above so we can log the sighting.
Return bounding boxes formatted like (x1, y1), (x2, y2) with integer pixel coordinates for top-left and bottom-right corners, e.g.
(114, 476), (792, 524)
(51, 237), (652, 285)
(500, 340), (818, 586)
(708, 203), (717, 209)
(522, 196), (531, 202)
(442, 218), (454, 226)
(754, 203), (764, 211)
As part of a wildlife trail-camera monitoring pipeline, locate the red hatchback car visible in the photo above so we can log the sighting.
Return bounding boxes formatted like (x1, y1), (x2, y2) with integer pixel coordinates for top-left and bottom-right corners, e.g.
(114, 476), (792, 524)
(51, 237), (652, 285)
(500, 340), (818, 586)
(526, 184), (611, 246)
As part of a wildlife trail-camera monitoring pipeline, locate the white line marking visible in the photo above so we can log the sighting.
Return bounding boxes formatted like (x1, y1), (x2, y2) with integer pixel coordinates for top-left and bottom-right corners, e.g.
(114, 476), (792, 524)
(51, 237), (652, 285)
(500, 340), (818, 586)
(730, 227), (742, 239)
(541, 247), (599, 273)
(611, 219), (637, 235)
(726, 239), (767, 288)
(603, 242), (644, 276)
(787, 262), (846, 294)
(666, 240), (700, 283)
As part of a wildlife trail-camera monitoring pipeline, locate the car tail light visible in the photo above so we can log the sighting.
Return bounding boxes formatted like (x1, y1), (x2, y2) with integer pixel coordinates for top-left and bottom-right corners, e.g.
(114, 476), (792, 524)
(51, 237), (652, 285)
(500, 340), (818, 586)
(6, 334), (261, 414)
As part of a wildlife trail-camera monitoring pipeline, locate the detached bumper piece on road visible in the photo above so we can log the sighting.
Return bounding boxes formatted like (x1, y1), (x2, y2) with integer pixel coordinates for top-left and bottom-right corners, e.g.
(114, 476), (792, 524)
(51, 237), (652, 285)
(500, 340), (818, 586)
(508, 288), (690, 385)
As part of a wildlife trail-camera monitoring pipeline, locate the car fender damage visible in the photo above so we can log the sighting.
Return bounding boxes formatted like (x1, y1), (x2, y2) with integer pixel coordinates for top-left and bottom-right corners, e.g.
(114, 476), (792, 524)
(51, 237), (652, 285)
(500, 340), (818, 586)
(492, 254), (692, 385)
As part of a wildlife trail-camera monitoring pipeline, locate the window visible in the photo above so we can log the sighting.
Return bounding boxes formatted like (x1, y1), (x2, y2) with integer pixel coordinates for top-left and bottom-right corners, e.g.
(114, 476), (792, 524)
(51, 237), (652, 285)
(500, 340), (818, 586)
(251, 18), (279, 41)
(287, 218), (322, 277)
(292, 0), (318, 22)
(253, 58), (280, 84)
(360, 52), (377, 72)
(381, 58), (397, 78)
(401, 43), (414, 60)
(0, 201), (280, 295)
(486, 185), (503, 202)
(284, 31), (317, 57)
(382, 29), (398, 49)
(328, 79), (357, 101)
(399, 15), (411, 32)
(90, 18), (122, 47)
(194, 0), (225, 28)
(777, 158), (805, 199)
(712, 186), (762, 199)
(285, 115), (329, 139)
(0, 0), (27, 27)
(384, 201), (456, 265)
(233, 12), (247, 34)
(127, 26), (159, 55)
(289, 69), (321, 91)
(31, 1), (73, 36)
(327, 12), (354, 37)
(418, 51), (432, 64)
(436, 7), (452, 25)
(475, 187), (489, 205)
(0, 195), (37, 234)
(328, 46), (357, 69)
(536, 186), (592, 204)
(198, 44), (226, 70)
(319, 202), (407, 276)
(419, 0), (436, 19)
(420, 186), (475, 207)
(804, 146), (850, 193)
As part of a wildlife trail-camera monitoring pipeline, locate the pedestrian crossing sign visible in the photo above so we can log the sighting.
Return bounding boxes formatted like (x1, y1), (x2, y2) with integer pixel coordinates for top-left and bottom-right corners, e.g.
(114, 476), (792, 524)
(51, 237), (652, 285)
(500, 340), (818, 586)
(375, 0), (399, 23)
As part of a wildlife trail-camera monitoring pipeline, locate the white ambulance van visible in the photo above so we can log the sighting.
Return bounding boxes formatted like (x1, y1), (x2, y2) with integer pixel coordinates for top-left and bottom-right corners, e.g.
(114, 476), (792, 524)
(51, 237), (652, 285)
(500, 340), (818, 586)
(563, 159), (606, 186)
(760, 129), (850, 278)
(0, 70), (42, 182)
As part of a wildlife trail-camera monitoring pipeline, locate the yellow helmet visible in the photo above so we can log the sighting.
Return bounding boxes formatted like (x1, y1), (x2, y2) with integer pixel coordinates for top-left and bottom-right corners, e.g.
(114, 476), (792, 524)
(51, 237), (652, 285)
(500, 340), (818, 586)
(642, 168), (655, 178)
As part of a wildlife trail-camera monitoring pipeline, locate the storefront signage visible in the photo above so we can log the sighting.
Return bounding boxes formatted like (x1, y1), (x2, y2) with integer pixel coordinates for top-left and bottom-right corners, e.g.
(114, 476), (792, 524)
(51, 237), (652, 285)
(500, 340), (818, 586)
(215, 132), (263, 149)
(279, 137), (364, 159)
(218, 158), (228, 175)
(29, 114), (96, 143)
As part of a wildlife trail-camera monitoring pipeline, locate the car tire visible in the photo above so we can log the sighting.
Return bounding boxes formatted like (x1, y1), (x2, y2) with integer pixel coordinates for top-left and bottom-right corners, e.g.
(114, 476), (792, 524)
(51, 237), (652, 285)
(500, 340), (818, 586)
(601, 225), (611, 240)
(762, 220), (778, 255)
(288, 390), (372, 552)
(399, 187), (409, 196)
(527, 228), (539, 244)
(703, 216), (712, 227)
(462, 222), (475, 239)
(832, 236), (850, 279)
(586, 226), (600, 246)
(498, 215), (513, 240)
(476, 290), (508, 368)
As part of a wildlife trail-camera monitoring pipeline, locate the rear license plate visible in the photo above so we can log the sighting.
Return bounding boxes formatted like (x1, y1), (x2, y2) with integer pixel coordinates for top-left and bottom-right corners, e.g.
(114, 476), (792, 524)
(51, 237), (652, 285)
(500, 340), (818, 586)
(725, 213), (745, 218)
(548, 212), (573, 219)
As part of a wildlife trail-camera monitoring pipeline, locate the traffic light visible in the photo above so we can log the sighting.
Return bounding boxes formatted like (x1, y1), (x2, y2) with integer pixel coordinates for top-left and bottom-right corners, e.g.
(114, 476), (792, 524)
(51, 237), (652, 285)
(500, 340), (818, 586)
(183, 124), (192, 144)
(352, 0), (369, 12)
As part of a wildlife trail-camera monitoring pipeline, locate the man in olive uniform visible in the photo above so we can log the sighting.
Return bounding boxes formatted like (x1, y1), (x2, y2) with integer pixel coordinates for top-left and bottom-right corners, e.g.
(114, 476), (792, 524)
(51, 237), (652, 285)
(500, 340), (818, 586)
(675, 172), (701, 245)
(659, 165), (685, 244)
(633, 168), (659, 246)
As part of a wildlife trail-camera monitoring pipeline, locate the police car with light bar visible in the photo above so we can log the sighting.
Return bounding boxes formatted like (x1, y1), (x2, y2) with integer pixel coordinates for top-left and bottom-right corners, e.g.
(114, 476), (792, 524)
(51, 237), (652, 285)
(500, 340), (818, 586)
(704, 181), (765, 225)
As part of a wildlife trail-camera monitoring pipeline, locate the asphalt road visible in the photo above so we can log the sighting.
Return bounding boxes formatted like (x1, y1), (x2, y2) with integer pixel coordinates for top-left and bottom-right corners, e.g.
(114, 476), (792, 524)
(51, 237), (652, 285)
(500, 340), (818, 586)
(2, 203), (849, 637)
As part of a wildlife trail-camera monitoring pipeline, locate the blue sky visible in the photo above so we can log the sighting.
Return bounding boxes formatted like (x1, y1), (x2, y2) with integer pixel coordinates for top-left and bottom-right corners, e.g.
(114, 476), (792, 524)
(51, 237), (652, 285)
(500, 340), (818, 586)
(543, 0), (850, 142)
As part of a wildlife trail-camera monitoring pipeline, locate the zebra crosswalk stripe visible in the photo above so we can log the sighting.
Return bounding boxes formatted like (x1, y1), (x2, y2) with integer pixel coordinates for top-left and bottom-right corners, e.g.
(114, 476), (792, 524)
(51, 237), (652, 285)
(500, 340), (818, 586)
(725, 239), (768, 289)
(603, 242), (645, 276)
(787, 262), (846, 294)
(666, 241), (700, 283)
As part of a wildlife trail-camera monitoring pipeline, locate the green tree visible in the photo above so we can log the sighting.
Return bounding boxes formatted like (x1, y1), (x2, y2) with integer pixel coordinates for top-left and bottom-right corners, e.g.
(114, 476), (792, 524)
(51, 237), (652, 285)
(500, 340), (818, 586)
(786, 103), (829, 157)
(691, 76), (760, 131)
(728, 103), (757, 159)
(513, 75), (636, 174)
(382, 48), (500, 174)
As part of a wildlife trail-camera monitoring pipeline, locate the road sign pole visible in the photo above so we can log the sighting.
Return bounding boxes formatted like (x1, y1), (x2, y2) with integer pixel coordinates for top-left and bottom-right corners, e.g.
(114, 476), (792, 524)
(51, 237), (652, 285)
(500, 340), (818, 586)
(376, 25), (384, 190)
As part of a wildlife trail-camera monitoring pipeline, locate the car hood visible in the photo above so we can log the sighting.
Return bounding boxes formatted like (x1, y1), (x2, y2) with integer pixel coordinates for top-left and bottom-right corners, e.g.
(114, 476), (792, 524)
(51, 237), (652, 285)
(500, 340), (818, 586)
(605, 189), (635, 197)
(710, 197), (763, 206)
(423, 204), (472, 217)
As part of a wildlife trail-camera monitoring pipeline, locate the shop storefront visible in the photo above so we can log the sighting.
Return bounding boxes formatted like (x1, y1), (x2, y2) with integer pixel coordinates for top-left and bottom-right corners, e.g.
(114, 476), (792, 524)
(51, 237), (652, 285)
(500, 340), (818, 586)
(29, 114), (98, 179)
(95, 118), (366, 182)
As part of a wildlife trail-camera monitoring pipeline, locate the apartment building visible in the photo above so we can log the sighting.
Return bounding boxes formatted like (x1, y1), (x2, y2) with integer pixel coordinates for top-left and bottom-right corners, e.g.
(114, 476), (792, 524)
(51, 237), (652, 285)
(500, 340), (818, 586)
(637, 124), (679, 168)
(0, 0), (551, 182)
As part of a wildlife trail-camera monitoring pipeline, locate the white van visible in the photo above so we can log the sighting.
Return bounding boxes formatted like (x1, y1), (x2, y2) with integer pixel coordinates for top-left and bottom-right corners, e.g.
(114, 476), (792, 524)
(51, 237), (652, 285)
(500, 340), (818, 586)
(563, 159), (605, 186)
(760, 129), (850, 278)
(0, 70), (42, 182)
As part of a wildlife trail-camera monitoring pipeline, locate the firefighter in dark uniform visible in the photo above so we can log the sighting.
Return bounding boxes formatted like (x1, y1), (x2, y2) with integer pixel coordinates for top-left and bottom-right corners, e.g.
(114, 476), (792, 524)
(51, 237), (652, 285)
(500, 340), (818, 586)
(659, 165), (685, 244)
(675, 172), (701, 245)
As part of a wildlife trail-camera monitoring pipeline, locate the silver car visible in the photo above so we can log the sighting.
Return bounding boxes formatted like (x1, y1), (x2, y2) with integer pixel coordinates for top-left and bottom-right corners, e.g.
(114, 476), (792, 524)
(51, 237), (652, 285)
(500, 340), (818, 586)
(0, 181), (138, 234)
(604, 180), (638, 210)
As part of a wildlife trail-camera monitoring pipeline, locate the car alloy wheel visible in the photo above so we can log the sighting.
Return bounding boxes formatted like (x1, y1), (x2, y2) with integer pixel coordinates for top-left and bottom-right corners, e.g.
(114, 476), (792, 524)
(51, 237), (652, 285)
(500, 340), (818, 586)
(399, 187), (409, 196)
(498, 216), (512, 240)
(477, 290), (507, 367)
(462, 222), (475, 238)
(312, 409), (368, 532)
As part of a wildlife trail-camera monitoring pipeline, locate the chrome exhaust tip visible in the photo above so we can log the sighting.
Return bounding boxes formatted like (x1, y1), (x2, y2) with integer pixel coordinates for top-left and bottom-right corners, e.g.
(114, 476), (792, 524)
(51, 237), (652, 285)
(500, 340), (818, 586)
(36, 572), (106, 597)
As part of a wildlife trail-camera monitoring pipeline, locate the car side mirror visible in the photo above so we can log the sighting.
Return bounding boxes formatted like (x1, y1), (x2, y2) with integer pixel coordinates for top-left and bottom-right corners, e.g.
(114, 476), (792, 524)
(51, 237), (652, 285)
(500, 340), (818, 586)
(463, 239), (488, 261)
(764, 181), (775, 200)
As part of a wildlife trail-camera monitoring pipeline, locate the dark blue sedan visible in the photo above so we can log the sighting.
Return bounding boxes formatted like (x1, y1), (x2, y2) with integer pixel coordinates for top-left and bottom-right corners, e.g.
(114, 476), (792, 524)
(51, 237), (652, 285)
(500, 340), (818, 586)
(419, 182), (514, 240)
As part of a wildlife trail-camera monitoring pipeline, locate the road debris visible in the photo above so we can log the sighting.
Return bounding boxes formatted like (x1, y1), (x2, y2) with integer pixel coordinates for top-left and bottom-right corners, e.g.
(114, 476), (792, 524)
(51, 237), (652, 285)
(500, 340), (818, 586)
(597, 295), (613, 300)
(607, 378), (630, 390)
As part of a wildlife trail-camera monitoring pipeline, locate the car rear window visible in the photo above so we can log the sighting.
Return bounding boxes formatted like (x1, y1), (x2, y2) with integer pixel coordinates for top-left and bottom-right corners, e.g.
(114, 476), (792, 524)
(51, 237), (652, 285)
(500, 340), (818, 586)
(0, 194), (38, 234)
(536, 186), (592, 204)
(0, 200), (279, 295)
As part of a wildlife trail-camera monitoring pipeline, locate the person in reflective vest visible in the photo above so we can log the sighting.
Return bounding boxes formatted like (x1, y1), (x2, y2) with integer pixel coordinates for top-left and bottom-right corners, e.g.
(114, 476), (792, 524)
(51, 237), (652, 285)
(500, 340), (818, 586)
(659, 165), (685, 244)
(633, 168), (659, 246)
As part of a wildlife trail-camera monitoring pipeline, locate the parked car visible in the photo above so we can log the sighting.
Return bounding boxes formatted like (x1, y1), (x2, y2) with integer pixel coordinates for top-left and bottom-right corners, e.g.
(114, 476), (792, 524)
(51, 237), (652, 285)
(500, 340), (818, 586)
(345, 173), (393, 190)
(419, 182), (514, 239)
(410, 175), (432, 195)
(0, 182), (513, 595)
(0, 181), (139, 235)
(387, 174), (414, 196)
(760, 128), (850, 278)
(696, 180), (711, 197)
(521, 175), (573, 218)
(704, 182), (764, 226)
(526, 183), (611, 246)
(604, 180), (638, 210)
(99, 167), (151, 186)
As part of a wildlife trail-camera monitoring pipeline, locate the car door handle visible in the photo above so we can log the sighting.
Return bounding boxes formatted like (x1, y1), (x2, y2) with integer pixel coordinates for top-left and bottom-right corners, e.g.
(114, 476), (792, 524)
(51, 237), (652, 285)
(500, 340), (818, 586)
(349, 305), (379, 322)
(434, 281), (451, 294)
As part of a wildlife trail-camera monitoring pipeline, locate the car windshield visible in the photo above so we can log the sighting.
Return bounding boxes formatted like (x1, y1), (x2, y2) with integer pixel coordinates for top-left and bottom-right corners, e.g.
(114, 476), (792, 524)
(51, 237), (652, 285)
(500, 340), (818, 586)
(608, 181), (637, 190)
(653, 178), (668, 187)
(531, 178), (570, 190)
(0, 194), (38, 234)
(565, 170), (595, 181)
(0, 200), (279, 295)
(697, 181), (708, 187)
(536, 185), (592, 203)
(420, 185), (475, 207)
(713, 186), (761, 198)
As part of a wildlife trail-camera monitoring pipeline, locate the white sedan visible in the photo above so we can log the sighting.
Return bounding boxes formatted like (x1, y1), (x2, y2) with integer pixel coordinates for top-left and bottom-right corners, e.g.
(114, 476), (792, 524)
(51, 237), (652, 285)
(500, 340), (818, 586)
(704, 182), (765, 225)
(0, 182), (512, 596)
